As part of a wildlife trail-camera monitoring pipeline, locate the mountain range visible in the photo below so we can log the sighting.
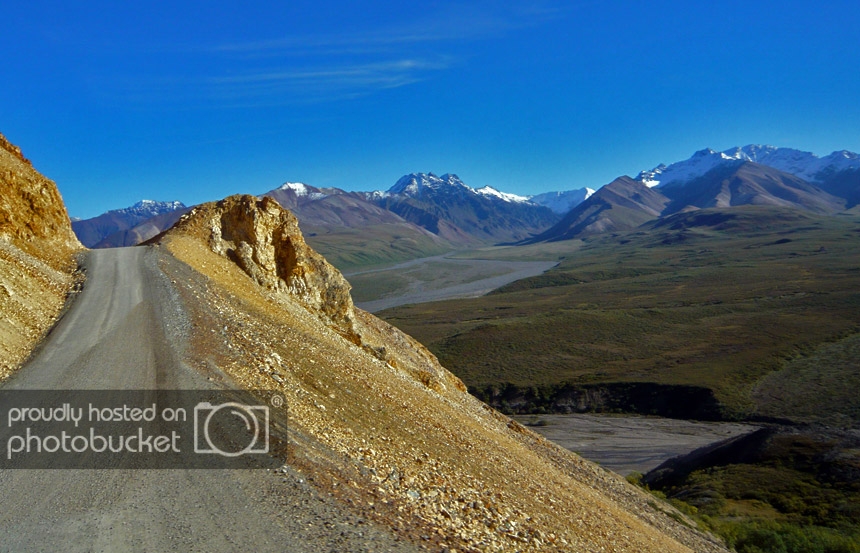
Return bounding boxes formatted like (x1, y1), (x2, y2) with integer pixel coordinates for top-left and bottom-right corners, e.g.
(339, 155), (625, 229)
(72, 174), (566, 265)
(71, 144), (860, 254)
(72, 199), (188, 248)
(638, 145), (860, 189)
(533, 146), (860, 242)
(365, 173), (559, 244)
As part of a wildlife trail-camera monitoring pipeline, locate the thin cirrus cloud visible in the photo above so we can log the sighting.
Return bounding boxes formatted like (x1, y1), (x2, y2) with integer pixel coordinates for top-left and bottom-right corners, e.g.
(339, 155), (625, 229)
(205, 58), (452, 105)
(208, 2), (554, 58)
(111, 3), (563, 107)
(189, 3), (561, 105)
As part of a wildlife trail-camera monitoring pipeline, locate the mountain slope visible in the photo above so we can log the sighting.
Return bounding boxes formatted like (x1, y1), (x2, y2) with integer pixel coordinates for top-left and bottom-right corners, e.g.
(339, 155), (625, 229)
(817, 168), (860, 209)
(262, 182), (453, 269)
(158, 195), (727, 552)
(72, 200), (186, 247)
(93, 205), (192, 247)
(0, 133), (81, 379)
(525, 176), (669, 242)
(369, 173), (559, 244)
(638, 145), (860, 213)
(660, 162), (845, 215)
(530, 188), (595, 214)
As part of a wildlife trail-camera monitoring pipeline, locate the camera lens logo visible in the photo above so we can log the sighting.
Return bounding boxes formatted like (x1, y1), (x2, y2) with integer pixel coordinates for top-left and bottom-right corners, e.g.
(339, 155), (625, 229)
(194, 402), (269, 457)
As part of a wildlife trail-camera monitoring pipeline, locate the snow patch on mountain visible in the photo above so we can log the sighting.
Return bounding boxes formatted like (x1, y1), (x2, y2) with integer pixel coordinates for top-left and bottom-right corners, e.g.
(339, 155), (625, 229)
(637, 149), (744, 188)
(639, 146), (860, 188)
(530, 188), (595, 214)
(278, 182), (329, 200)
(113, 200), (186, 218)
(475, 186), (530, 203)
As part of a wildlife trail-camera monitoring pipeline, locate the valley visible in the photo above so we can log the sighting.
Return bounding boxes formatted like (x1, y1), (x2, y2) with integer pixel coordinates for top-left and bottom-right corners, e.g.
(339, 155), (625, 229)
(379, 207), (860, 424)
(6, 0), (860, 548)
(371, 206), (860, 553)
(346, 253), (558, 312)
(5, 131), (860, 552)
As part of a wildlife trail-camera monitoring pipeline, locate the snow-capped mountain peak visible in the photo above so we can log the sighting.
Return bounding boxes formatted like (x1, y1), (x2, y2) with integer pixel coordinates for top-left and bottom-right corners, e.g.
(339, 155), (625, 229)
(279, 182), (311, 196)
(387, 173), (470, 196)
(638, 149), (747, 188)
(529, 188), (595, 214)
(114, 200), (186, 218)
(475, 186), (530, 203)
(278, 181), (329, 200)
(636, 144), (860, 189)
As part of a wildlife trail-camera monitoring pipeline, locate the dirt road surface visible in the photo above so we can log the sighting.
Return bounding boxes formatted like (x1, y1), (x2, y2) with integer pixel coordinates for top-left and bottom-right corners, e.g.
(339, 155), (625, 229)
(0, 247), (418, 553)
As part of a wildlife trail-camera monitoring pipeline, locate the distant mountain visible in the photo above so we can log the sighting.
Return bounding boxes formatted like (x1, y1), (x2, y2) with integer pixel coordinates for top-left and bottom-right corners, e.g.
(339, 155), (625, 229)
(93, 206), (191, 248)
(261, 182), (452, 269)
(367, 173), (559, 244)
(264, 182), (411, 228)
(474, 185), (531, 204)
(72, 200), (186, 248)
(530, 188), (595, 214)
(524, 177), (669, 242)
(660, 162), (845, 215)
(638, 145), (860, 202)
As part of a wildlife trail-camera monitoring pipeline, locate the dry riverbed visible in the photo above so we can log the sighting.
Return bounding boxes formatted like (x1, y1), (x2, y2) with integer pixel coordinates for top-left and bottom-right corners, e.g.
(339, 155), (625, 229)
(515, 414), (758, 476)
(346, 254), (558, 312)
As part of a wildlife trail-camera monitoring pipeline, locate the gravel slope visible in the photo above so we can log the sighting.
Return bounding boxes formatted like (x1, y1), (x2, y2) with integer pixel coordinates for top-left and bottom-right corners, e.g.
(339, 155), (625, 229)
(0, 247), (420, 553)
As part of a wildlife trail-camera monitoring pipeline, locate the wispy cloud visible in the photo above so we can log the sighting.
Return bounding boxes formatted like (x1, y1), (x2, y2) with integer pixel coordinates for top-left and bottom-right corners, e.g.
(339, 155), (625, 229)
(206, 59), (452, 104)
(114, 2), (566, 107)
(208, 3), (546, 58)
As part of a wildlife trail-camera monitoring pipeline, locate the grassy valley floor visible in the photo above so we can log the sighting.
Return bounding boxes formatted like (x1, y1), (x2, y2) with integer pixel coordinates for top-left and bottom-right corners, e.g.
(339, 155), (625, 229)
(375, 206), (860, 553)
(379, 207), (860, 423)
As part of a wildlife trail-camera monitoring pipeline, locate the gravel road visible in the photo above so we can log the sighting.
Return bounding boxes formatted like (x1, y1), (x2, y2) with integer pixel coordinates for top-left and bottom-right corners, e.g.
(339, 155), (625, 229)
(0, 247), (419, 553)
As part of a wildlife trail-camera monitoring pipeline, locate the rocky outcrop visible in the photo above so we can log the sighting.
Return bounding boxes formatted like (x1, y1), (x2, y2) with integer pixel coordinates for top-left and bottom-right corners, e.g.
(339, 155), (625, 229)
(0, 133), (81, 266)
(163, 193), (469, 394)
(170, 195), (359, 341)
(0, 133), (82, 380)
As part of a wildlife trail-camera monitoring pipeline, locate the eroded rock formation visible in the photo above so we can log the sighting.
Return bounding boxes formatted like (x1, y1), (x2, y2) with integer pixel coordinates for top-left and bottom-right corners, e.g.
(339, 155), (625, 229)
(172, 195), (359, 341)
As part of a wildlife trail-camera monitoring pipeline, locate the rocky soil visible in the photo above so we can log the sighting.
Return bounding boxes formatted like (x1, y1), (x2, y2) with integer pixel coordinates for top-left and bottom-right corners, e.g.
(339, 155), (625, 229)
(0, 133), (81, 379)
(157, 195), (730, 552)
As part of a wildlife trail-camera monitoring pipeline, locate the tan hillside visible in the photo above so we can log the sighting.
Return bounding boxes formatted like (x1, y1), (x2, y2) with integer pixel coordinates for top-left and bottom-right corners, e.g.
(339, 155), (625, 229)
(0, 133), (82, 380)
(158, 194), (729, 552)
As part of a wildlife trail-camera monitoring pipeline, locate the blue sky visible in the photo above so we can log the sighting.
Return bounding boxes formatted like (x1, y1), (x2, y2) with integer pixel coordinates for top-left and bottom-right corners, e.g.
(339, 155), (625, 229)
(3, 0), (859, 218)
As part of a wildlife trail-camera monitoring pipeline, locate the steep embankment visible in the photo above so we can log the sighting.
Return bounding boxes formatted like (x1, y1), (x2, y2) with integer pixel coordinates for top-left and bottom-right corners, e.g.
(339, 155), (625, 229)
(157, 194), (728, 553)
(0, 133), (81, 379)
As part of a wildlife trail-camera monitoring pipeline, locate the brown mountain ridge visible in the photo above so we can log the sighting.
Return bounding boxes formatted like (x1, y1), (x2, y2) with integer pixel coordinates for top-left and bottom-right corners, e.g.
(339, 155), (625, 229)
(528, 162), (849, 243)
